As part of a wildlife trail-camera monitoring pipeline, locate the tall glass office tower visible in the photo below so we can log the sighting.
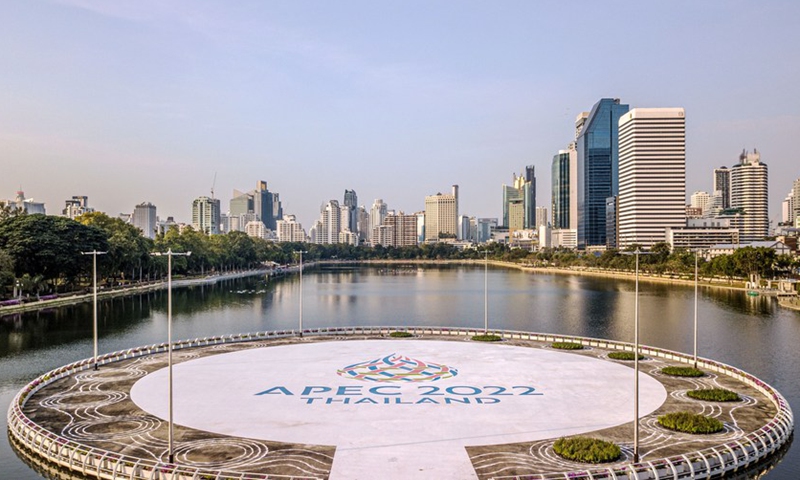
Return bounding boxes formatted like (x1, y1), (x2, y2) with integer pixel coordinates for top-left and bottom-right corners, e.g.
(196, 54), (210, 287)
(576, 98), (629, 249)
(551, 151), (571, 229)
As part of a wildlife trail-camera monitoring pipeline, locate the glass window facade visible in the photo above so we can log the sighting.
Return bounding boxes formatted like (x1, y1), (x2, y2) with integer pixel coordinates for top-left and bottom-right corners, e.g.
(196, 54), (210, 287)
(576, 98), (629, 248)
(551, 151), (571, 229)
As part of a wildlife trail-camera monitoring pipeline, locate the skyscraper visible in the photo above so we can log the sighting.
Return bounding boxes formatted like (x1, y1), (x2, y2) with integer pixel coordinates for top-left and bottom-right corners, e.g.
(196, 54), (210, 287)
(502, 170), (535, 230)
(192, 196), (221, 235)
(793, 177), (800, 225)
(316, 200), (341, 244)
(731, 149), (769, 242)
(369, 199), (388, 243)
(523, 166), (536, 229)
(253, 181), (277, 230)
(551, 145), (577, 230)
(713, 167), (731, 209)
(576, 98), (630, 249)
(381, 212), (419, 247)
(424, 186), (458, 242)
(343, 189), (358, 233)
(535, 206), (548, 229)
(132, 202), (157, 239)
(617, 108), (686, 249)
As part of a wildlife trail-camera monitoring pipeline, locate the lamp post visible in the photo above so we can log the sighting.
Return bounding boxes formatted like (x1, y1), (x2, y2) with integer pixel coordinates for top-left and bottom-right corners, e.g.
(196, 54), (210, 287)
(81, 250), (107, 370)
(693, 249), (704, 369)
(621, 247), (650, 463)
(295, 250), (307, 337)
(150, 249), (191, 465)
(484, 248), (489, 334)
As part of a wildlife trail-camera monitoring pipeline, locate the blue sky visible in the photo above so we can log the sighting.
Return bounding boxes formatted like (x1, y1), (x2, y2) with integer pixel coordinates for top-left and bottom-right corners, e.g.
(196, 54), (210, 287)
(1, 0), (798, 229)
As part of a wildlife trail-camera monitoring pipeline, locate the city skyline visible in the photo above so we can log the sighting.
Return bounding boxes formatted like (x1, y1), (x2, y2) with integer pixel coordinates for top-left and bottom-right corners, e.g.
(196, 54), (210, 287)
(2, 1), (799, 229)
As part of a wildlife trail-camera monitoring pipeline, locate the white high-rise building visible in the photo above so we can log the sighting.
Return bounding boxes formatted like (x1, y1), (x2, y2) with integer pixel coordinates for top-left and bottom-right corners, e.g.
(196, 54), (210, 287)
(731, 149), (769, 242)
(369, 199), (388, 242)
(617, 108), (686, 249)
(690, 191), (711, 215)
(192, 196), (220, 235)
(276, 215), (307, 243)
(132, 202), (157, 239)
(316, 200), (341, 244)
(782, 191), (794, 225)
(62, 196), (94, 219)
(535, 206), (548, 229)
(424, 186), (458, 242)
(792, 177), (800, 225)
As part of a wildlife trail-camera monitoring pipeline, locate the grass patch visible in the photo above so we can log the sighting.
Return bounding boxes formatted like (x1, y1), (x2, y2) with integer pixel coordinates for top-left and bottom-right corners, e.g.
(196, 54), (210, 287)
(687, 388), (741, 402)
(661, 366), (705, 377)
(472, 334), (502, 342)
(553, 436), (621, 463)
(608, 351), (645, 361)
(658, 411), (724, 434)
(551, 342), (584, 350)
(388, 331), (413, 338)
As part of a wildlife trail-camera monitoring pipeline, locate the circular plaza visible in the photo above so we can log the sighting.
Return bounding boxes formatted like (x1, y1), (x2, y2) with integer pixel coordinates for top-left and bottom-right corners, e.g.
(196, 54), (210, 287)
(8, 327), (794, 480)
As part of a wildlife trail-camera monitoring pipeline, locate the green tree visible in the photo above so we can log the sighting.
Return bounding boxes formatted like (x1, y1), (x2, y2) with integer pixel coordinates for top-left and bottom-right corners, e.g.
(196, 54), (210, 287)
(76, 212), (154, 284)
(0, 214), (108, 290)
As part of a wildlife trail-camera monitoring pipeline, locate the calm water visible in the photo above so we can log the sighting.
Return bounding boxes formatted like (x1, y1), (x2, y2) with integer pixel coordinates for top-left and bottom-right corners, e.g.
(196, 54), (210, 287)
(1, 265), (798, 479)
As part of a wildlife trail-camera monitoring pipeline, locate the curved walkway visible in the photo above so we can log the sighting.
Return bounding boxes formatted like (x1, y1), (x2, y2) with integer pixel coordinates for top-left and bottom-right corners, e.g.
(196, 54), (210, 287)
(8, 327), (794, 480)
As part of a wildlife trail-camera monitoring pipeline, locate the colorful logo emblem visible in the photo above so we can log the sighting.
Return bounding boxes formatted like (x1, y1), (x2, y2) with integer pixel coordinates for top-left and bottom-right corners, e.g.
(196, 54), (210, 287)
(337, 353), (458, 382)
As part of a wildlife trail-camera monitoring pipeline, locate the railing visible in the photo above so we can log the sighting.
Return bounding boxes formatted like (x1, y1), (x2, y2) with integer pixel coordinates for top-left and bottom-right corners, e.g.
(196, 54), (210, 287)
(8, 327), (794, 480)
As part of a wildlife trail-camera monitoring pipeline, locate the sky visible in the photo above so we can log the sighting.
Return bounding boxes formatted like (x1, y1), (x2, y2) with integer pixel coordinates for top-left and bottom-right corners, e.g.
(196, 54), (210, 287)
(1, 0), (799, 230)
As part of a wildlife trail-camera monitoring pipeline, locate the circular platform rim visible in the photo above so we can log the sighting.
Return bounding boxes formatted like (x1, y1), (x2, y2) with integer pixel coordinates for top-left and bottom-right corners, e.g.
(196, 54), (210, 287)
(8, 326), (795, 480)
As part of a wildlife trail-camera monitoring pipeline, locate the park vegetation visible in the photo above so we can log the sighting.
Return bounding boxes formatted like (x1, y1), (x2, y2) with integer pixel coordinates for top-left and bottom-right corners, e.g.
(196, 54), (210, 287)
(0, 208), (797, 301)
(389, 331), (414, 338)
(657, 411), (724, 434)
(608, 351), (645, 361)
(686, 388), (741, 402)
(551, 342), (584, 350)
(662, 366), (705, 377)
(553, 436), (621, 463)
(471, 334), (502, 342)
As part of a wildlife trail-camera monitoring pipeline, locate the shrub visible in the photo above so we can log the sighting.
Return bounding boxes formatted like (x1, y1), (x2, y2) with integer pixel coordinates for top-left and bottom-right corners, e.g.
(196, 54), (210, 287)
(389, 331), (413, 338)
(687, 388), (740, 402)
(657, 412), (724, 434)
(608, 351), (644, 361)
(553, 436), (621, 463)
(472, 334), (502, 342)
(661, 366), (704, 377)
(552, 342), (584, 350)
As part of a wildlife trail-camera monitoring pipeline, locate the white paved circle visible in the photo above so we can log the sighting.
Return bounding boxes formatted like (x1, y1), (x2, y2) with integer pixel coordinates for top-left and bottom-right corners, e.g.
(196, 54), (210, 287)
(131, 340), (667, 479)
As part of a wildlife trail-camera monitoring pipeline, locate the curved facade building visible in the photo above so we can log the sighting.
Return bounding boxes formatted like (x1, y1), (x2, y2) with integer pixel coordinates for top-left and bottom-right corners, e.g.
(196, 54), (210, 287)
(731, 150), (769, 242)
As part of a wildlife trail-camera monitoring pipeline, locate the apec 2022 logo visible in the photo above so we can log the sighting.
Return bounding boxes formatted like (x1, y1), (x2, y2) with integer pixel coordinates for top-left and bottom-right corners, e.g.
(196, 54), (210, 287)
(255, 353), (542, 405)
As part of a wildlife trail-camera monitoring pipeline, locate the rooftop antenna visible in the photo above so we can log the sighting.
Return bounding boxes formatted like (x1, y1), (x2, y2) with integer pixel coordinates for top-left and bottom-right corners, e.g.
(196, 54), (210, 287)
(210, 171), (217, 199)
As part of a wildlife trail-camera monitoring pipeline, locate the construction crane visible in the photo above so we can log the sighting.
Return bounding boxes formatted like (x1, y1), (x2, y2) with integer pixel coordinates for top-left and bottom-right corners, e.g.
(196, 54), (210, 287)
(210, 172), (217, 199)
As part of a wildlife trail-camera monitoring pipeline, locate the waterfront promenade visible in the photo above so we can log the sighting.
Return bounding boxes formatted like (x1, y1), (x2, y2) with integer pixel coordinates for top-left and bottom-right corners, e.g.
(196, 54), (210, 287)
(0, 268), (274, 316)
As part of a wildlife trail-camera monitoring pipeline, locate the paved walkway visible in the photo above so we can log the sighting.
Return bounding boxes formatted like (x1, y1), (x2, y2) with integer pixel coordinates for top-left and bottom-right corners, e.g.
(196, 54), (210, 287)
(131, 340), (667, 479)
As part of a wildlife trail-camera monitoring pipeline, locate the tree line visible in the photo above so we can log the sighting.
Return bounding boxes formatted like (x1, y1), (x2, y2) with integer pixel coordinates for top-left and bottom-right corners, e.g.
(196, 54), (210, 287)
(0, 211), (796, 300)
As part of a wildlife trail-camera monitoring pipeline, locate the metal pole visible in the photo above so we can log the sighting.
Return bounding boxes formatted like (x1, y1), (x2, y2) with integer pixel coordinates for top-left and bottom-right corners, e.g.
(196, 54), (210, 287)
(167, 250), (174, 464)
(694, 250), (699, 369)
(484, 249), (488, 334)
(634, 250), (640, 464)
(92, 253), (98, 370)
(299, 251), (303, 336)
(151, 249), (189, 465)
(81, 251), (106, 370)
